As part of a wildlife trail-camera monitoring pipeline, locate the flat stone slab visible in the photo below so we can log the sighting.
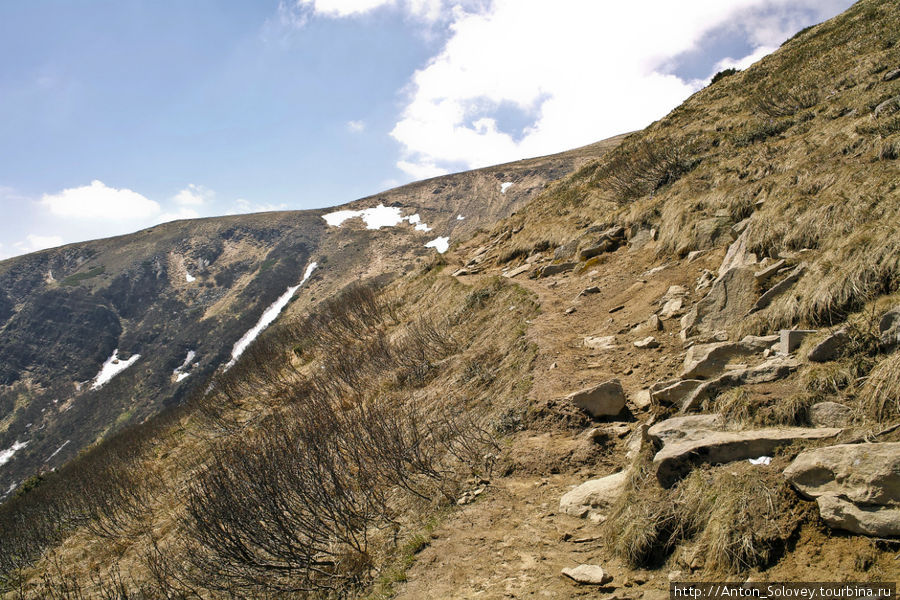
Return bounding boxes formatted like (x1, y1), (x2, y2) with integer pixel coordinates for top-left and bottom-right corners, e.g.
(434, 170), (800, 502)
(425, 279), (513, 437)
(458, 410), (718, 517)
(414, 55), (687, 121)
(654, 426), (841, 487)
(559, 471), (628, 519)
(562, 564), (613, 585)
(784, 442), (900, 537)
(647, 414), (723, 444)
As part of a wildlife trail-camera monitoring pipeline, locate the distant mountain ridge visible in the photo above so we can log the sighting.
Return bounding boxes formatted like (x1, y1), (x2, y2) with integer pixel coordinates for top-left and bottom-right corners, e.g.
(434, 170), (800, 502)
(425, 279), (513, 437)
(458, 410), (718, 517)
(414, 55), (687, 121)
(0, 136), (624, 498)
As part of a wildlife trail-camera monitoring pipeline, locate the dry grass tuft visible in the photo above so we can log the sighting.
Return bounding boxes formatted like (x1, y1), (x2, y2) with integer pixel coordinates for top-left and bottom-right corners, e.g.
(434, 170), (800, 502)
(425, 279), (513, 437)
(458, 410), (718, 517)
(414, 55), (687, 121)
(856, 351), (900, 423)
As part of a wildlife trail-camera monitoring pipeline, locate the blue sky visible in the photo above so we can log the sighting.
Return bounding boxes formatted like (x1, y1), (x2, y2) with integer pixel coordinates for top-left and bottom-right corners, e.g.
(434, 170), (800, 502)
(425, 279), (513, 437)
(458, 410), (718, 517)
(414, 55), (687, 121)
(0, 0), (853, 259)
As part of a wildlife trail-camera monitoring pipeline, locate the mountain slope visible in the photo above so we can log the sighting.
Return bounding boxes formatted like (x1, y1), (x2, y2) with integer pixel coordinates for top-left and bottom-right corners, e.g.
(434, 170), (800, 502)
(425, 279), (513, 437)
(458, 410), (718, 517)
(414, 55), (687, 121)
(0, 136), (624, 499)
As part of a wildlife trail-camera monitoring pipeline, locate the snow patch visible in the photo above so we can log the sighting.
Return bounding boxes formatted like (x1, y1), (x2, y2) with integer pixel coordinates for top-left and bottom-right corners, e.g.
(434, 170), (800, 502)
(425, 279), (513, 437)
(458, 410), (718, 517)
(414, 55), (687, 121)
(45, 440), (71, 463)
(91, 350), (141, 390)
(748, 456), (772, 466)
(323, 204), (405, 229)
(500, 182), (513, 194)
(185, 272), (196, 283)
(425, 237), (450, 254)
(226, 262), (317, 370)
(0, 440), (29, 468)
(173, 350), (196, 382)
(457, 215), (465, 220)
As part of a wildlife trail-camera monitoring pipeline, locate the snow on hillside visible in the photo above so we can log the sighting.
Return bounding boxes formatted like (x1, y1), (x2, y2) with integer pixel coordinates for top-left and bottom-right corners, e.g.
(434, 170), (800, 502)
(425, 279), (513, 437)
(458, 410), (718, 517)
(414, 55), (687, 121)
(323, 204), (435, 232)
(226, 262), (318, 370)
(91, 350), (141, 390)
(173, 350), (197, 382)
(425, 237), (450, 253)
(0, 440), (29, 468)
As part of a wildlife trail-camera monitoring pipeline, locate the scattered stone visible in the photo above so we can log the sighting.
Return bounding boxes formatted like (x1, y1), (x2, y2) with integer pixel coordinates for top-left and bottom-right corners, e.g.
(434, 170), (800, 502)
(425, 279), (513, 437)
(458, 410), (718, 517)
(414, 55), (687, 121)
(650, 379), (704, 407)
(779, 329), (817, 355)
(695, 269), (715, 291)
(642, 264), (669, 278)
(550, 362), (558, 370)
(784, 443), (900, 536)
(625, 424), (652, 462)
(580, 286), (602, 296)
(808, 329), (849, 362)
(686, 250), (706, 263)
(631, 389), (652, 410)
(655, 426), (841, 487)
(873, 95), (900, 118)
(562, 564), (614, 586)
(680, 356), (802, 412)
(503, 264), (532, 278)
(647, 314), (662, 331)
(659, 298), (685, 319)
(634, 336), (660, 349)
(682, 341), (766, 379)
(719, 227), (758, 277)
(609, 305), (625, 314)
(540, 262), (576, 277)
(565, 307), (577, 314)
(752, 259), (786, 285)
(585, 335), (617, 350)
(629, 229), (654, 252)
(809, 402), (852, 427)
(560, 471), (628, 518)
(879, 306), (900, 351)
(452, 268), (471, 277)
(749, 264), (806, 314)
(563, 379), (626, 417)
(882, 67), (900, 82)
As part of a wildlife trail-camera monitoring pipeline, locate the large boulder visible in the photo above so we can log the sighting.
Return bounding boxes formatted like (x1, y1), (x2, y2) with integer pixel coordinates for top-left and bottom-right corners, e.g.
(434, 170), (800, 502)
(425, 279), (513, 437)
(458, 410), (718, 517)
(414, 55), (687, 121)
(647, 414), (723, 444)
(809, 402), (852, 427)
(563, 379), (626, 417)
(681, 267), (759, 339)
(650, 379), (704, 406)
(682, 340), (771, 379)
(559, 470), (628, 519)
(808, 329), (849, 362)
(784, 443), (900, 537)
(654, 426), (841, 487)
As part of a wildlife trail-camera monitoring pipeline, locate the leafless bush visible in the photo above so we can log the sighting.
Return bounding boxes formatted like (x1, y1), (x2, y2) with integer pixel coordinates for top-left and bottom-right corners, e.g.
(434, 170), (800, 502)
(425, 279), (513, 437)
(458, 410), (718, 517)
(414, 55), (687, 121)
(593, 137), (701, 202)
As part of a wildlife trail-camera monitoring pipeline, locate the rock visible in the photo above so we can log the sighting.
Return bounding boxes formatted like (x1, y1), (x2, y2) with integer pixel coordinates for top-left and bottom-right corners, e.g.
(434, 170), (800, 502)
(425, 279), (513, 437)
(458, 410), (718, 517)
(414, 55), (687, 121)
(683, 267), (758, 337)
(626, 424), (652, 462)
(731, 217), (751, 237)
(655, 426), (841, 487)
(808, 329), (849, 362)
(695, 269), (715, 292)
(679, 356), (802, 412)
(650, 379), (704, 407)
(540, 262), (576, 277)
(631, 389), (652, 410)
(585, 335), (617, 350)
(879, 306), (900, 351)
(629, 229), (654, 252)
(565, 307), (577, 314)
(563, 379), (626, 417)
(809, 402), (852, 427)
(779, 329), (817, 355)
(739, 334), (780, 350)
(562, 564), (613, 585)
(719, 227), (758, 277)
(647, 314), (662, 331)
(682, 341), (766, 379)
(648, 414), (723, 444)
(883, 68), (900, 82)
(580, 286), (602, 296)
(452, 268), (471, 277)
(784, 443), (900, 536)
(634, 336), (659, 349)
(686, 250), (706, 263)
(659, 298), (685, 319)
(749, 264), (806, 314)
(609, 305), (625, 314)
(554, 240), (578, 260)
(753, 259), (786, 285)
(503, 264), (531, 278)
(560, 471), (628, 518)
(873, 95), (900, 118)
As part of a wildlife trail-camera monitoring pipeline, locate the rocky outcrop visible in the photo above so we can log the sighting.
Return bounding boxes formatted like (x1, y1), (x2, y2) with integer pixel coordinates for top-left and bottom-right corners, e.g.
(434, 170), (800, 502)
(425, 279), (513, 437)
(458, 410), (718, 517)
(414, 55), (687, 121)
(653, 425), (840, 487)
(749, 264), (805, 314)
(647, 414), (723, 444)
(559, 471), (628, 519)
(650, 379), (704, 407)
(682, 337), (777, 379)
(680, 267), (758, 339)
(563, 379), (626, 417)
(809, 402), (852, 427)
(879, 306), (900, 351)
(784, 443), (900, 537)
(679, 356), (802, 412)
(808, 329), (849, 362)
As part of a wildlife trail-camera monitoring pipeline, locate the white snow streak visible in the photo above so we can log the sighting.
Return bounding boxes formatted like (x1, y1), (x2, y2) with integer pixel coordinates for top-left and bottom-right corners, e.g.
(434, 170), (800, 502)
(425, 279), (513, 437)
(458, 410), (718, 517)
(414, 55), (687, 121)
(91, 350), (141, 390)
(500, 182), (513, 194)
(425, 237), (450, 254)
(457, 215), (465, 220)
(45, 440), (71, 463)
(0, 440), (29, 468)
(226, 262), (318, 370)
(323, 205), (435, 232)
(173, 350), (197, 382)
(185, 272), (196, 283)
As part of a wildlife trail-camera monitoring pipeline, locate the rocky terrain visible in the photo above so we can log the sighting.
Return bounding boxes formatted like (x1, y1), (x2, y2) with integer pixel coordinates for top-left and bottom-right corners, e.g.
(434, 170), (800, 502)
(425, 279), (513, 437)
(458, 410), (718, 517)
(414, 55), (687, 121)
(1, 0), (899, 597)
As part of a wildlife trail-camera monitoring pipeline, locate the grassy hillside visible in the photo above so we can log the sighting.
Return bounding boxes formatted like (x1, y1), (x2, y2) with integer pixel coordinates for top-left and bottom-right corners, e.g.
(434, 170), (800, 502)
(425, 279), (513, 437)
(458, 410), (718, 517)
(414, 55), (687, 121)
(1, 0), (899, 597)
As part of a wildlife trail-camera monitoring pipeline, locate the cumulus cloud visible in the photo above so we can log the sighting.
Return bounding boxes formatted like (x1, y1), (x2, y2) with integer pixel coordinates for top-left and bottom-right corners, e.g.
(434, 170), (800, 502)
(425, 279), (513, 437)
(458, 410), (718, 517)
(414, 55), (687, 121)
(173, 183), (214, 206)
(226, 199), (289, 215)
(346, 119), (366, 133)
(156, 208), (201, 224)
(40, 180), (160, 220)
(15, 234), (65, 254)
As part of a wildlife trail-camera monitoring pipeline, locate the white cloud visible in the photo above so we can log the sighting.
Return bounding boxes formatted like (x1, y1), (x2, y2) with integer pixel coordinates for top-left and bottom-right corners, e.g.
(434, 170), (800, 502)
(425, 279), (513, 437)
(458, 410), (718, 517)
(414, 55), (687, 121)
(226, 199), (289, 215)
(347, 119), (366, 133)
(40, 180), (160, 220)
(173, 183), (214, 206)
(156, 208), (201, 224)
(14, 234), (65, 254)
(300, 0), (395, 17)
(377, 0), (853, 177)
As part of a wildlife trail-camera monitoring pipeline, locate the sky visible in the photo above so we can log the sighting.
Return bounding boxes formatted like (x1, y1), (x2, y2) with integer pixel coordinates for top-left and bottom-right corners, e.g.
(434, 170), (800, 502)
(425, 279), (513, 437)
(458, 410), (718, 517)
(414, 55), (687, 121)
(0, 0), (854, 259)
